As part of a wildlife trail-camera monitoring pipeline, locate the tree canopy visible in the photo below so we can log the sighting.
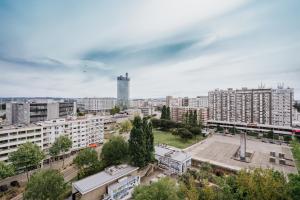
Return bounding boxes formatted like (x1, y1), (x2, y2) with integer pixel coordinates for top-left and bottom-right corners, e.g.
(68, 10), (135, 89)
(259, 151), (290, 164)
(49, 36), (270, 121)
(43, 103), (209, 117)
(0, 161), (14, 180)
(133, 178), (180, 200)
(74, 147), (98, 170)
(100, 136), (129, 166)
(119, 120), (132, 134)
(24, 169), (67, 200)
(51, 135), (72, 168)
(129, 116), (154, 167)
(110, 106), (121, 115)
(9, 142), (45, 180)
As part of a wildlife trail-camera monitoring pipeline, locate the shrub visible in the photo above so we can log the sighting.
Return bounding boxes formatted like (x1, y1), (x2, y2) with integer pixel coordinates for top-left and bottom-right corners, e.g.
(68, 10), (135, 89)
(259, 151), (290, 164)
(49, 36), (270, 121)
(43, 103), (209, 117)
(178, 128), (193, 140)
(189, 127), (202, 135)
(10, 181), (20, 188)
(0, 184), (8, 192)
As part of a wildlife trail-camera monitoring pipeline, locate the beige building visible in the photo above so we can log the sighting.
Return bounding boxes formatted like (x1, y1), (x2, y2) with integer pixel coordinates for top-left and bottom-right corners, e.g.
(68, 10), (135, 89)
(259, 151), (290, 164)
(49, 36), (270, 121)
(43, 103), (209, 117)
(170, 107), (208, 125)
(72, 165), (139, 200)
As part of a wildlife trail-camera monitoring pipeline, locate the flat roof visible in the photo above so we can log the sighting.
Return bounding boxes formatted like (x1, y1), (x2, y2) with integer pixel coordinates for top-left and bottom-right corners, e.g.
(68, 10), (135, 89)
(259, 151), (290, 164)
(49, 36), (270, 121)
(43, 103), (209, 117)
(155, 145), (191, 163)
(72, 165), (138, 195)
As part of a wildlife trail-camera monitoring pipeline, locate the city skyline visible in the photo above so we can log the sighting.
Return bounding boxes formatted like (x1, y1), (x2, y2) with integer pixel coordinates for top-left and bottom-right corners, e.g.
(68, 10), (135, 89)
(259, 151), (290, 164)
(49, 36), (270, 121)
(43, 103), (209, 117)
(0, 0), (300, 99)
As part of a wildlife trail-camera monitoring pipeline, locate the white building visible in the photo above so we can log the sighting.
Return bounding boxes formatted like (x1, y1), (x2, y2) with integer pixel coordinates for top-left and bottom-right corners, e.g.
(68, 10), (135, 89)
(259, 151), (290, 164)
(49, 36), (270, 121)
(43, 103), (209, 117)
(72, 164), (139, 200)
(208, 86), (294, 127)
(188, 96), (208, 108)
(140, 107), (154, 117)
(77, 98), (116, 113)
(0, 115), (104, 162)
(155, 145), (191, 175)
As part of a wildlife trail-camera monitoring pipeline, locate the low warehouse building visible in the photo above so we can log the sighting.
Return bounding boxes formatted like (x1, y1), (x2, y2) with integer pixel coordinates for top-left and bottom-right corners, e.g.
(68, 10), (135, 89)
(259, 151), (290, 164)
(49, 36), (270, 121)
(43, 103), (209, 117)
(72, 164), (139, 200)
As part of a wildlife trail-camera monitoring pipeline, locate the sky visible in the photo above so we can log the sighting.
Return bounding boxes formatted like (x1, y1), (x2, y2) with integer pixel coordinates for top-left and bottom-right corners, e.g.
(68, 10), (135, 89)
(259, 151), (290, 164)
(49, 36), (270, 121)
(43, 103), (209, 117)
(0, 0), (299, 99)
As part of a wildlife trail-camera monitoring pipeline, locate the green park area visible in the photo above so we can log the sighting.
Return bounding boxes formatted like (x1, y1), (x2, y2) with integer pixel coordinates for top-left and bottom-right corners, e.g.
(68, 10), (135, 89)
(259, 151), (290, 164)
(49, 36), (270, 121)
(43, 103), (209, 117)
(153, 129), (203, 149)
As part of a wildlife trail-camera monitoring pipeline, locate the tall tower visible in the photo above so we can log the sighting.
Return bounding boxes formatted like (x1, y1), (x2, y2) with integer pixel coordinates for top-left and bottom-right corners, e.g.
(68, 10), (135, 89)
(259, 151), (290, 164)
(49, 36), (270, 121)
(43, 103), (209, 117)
(117, 73), (130, 109)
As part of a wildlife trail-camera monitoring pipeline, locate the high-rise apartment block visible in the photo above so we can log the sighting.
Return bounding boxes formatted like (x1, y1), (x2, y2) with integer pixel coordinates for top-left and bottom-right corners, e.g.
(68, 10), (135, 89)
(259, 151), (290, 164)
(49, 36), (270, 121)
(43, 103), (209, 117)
(77, 98), (116, 112)
(6, 101), (76, 125)
(0, 115), (104, 162)
(166, 96), (208, 108)
(117, 73), (130, 109)
(208, 87), (294, 127)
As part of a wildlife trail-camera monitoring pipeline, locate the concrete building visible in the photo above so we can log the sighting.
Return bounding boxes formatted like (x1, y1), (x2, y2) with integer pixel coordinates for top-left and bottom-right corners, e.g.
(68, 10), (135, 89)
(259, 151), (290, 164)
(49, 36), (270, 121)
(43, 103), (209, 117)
(72, 164), (139, 200)
(0, 115), (104, 162)
(208, 86), (294, 127)
(165, 96), (183, 107)
(117, 73), (130, 109)
(188, 96), (209, 108)
(170, 107), (208, 125)
(77, 98), (116, 113)
(6, 101), (76, 125)
(140, 107), (154, 117)
(155, 145), (191, 175)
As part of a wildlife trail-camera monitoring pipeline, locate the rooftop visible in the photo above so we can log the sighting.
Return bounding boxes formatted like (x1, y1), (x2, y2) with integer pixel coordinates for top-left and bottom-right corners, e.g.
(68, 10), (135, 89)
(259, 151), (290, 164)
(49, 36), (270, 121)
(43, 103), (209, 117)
(155, 145), (191, 162)
(72, 164), (138, 195)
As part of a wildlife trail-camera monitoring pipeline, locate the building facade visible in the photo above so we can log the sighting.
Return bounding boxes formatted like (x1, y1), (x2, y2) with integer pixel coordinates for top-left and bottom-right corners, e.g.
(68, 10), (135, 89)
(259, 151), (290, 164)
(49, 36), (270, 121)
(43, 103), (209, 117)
(72, 165), (139, 200)
(155, 145), (191, 175)
(6, 101), (76, 125)
(208, 87), (294, 127)
(117, 73), (130, 109)
(0, 115), (104, 162)
(170, 107), (208, 125)
(77, 98), (116, 112)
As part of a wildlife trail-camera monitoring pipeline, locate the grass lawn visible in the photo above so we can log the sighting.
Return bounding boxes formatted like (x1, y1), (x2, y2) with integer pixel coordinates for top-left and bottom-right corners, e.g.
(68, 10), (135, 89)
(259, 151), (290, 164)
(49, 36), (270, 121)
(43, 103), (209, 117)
(153, 129), (204, 149)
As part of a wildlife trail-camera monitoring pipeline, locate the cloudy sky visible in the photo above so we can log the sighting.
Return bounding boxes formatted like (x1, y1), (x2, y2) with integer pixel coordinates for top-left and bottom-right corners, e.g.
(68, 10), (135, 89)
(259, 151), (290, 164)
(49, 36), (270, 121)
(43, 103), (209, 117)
(0, 0), (299, 99)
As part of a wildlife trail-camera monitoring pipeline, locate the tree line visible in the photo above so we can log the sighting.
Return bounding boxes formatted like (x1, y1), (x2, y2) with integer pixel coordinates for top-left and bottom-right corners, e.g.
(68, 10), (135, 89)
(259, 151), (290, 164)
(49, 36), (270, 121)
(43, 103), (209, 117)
(132, 163), (300, 200)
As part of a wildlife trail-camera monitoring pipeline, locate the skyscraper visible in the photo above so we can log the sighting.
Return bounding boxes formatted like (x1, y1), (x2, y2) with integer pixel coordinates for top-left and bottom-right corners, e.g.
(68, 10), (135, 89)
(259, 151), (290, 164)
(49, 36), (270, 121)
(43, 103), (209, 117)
(117, 73), (130, 109)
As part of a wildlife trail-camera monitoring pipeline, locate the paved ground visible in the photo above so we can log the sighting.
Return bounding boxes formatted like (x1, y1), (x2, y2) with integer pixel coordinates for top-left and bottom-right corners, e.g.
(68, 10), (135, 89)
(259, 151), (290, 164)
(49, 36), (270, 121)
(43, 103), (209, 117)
(185, 134), (298, 175)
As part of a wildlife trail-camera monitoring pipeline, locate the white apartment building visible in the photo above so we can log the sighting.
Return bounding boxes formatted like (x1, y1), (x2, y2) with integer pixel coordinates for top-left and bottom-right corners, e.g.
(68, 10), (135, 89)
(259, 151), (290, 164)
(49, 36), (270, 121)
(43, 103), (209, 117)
(0, 115), (104, 162)
(188, 96), (209, 108)
(166, 96), (208, 108)
(77, 98), (116, 112)
(155, 145), (191, 175)
(208, 86), (294, 127)
(139, 107), (154, 117)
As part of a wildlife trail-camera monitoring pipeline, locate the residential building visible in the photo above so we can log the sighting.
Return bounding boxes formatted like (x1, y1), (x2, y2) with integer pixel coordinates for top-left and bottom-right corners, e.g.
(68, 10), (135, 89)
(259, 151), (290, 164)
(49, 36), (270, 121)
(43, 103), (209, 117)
(77, 98), (116, 112)
(6, 101), (76, 125)
(188, 96), (209, 108)
(182, 97), (189, 107)
(208, 86), (294, 127)
(117, 73), (130, 109)
(170, 107), (208, 125)
(0, 115), (104, 162)
(72, 164), (139, 200)
(140, 107), (154, 117)
(155, 145), (191, 175)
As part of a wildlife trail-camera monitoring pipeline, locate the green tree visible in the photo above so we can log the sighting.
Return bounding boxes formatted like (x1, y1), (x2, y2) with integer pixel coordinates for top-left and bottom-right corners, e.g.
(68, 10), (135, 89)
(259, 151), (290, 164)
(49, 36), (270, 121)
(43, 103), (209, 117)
(49, 143), (60, 167)
(100, 136), (129, 166)
(192, 110), (198, 126)
(235, 168), (288, 200)
(119, 120), (133, 134)
(129, 116), (147, 167)
(189, 127), (202, 136)
(143, 118), (154, 163)
(161, 105), (167, 119)
(9, 142), (45, 181)
(287, 174), (300, 200)
(24, 169), (67, 200)
(178, 128), (193, 140)
(0, 161), (14, 179)
(74, 148), (98, 170)
(133, 178), (180, 200)
(52, 135), (72, 168)
(188, 110), (193, 126)
(166, 107), (171, 120)
(110, 106), (121, 115)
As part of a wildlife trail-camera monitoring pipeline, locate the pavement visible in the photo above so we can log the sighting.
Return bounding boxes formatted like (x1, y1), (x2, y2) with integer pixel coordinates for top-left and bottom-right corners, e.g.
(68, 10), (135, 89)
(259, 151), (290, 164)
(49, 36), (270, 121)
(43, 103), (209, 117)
(185, 134), (298, 175)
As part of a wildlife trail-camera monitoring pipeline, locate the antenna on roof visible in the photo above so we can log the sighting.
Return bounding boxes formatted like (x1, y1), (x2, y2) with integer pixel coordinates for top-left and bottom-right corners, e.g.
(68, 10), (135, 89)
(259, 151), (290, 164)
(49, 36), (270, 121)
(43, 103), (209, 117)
(258, 82), (265, 89)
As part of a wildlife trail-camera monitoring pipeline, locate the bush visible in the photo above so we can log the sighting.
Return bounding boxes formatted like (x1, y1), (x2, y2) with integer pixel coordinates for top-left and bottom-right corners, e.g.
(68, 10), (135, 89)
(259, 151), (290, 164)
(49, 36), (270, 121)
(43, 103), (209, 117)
(10, 181), (20, 188)
(178, 128), (193, 140)
(189, 127), (202, 135)
(0, 185), (8, 192)
(248, 131), (258, 137)
(284, 135), (292, 142)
